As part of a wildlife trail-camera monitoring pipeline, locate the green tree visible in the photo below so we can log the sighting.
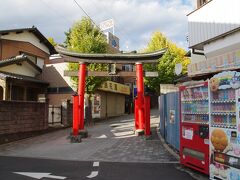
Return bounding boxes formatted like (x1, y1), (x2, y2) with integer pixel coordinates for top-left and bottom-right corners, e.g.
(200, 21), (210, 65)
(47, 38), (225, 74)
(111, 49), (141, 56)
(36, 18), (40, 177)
(47, 37), (57, 47)
(144, 32), (190, 94)
(66, 17), (108, 124)
(64, 28), (71, 47)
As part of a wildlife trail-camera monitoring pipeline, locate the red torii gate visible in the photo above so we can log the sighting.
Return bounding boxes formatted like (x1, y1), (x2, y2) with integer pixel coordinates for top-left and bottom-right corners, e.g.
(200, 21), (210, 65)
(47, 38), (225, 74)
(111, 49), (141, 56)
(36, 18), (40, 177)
(55, 47), (166, 142)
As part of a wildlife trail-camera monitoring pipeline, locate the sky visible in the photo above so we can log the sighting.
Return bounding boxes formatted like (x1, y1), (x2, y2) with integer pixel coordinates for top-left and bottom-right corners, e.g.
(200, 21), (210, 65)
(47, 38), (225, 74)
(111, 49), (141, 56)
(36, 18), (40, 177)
(0, 0), (195, 51)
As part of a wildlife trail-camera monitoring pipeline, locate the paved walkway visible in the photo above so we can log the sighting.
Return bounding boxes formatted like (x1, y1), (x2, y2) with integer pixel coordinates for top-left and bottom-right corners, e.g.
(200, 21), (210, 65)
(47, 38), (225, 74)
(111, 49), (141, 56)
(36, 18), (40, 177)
(0, 109), (177, 163)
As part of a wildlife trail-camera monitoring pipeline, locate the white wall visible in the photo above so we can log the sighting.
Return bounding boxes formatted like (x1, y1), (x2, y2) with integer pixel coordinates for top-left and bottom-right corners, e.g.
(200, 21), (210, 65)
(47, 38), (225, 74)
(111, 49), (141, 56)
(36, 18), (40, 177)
(1, 31), (50, 54)
(37, 57), (44, 68)
(188, 0), (240, 48)
(0, 62), (39, 77)
(45, 63), (75, 89)
(191, 53), (206, 63)
(204, 31), (240, 58)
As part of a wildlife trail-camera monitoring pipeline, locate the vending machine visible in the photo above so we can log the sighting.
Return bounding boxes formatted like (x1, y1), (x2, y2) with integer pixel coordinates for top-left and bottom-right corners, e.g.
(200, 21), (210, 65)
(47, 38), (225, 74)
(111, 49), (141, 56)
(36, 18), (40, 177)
(180, 81), (210, 175)
(209, 71), (240, 180)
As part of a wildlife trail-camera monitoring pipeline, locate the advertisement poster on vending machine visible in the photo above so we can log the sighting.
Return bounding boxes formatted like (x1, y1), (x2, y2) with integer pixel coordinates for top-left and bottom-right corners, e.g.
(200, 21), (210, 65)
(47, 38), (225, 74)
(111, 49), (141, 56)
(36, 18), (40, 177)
(209, 71), (240, 180)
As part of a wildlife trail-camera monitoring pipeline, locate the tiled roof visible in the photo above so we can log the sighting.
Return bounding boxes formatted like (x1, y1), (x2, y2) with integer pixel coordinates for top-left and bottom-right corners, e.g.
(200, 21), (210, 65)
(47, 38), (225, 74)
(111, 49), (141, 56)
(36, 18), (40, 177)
(0, 54), (42, 72)
(0, 27), (57, 54)
(55, 46), (167, 64)
(0, 71), (48, 84)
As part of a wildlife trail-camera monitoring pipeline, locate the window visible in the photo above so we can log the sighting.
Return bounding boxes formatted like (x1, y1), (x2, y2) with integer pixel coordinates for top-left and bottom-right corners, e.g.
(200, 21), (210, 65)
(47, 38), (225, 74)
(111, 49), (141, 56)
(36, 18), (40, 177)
(47, 87), (58, 94)
(58, 87), (74, 93)
(11, 85), (24, 101)
(0, 86), (3, 100)
(47, 87), (73, 94)
(197, 0), (208, 8)
(26, 87), (38, 101)
(122, 64), (133, 71)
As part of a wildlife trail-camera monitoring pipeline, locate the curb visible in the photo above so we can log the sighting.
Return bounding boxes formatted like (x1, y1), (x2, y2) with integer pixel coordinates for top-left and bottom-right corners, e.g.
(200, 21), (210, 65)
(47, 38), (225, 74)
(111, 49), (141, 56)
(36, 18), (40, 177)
(156, 127), (180, 161)
(156, 127), (208, 180)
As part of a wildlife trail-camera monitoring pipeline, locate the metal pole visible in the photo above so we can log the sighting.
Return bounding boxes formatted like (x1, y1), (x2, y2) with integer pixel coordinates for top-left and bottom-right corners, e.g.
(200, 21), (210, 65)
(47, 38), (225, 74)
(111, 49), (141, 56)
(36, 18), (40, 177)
(136, 62), (145, 131)
(144, 95), (151, 136)
(106, 92), (108, 119)
(52, 105), (54, 125)
(78, 62), (86, 130)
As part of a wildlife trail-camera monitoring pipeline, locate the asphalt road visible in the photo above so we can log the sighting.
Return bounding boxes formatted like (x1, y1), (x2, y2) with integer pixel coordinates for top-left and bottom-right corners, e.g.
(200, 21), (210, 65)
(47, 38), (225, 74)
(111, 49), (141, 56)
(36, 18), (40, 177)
(0, 156), (195, 180)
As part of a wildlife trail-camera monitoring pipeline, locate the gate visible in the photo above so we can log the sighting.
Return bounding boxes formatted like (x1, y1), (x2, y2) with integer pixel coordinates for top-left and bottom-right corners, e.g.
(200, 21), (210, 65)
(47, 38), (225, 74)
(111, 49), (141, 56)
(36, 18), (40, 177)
(48, 105), (62, 125)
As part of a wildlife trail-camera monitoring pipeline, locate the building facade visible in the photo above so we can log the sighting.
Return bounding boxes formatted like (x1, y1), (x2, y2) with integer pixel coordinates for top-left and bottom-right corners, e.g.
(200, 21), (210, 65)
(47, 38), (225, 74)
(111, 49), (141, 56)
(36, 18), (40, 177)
(187, 0), (240, 77)
(0, 27), (56, 101)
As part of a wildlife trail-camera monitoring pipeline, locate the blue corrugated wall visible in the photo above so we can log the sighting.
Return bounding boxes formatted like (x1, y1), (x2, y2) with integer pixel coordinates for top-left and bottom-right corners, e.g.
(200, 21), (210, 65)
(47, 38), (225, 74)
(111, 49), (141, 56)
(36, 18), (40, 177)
(159, 92), (180, 151)
(159, 95), (166, 138)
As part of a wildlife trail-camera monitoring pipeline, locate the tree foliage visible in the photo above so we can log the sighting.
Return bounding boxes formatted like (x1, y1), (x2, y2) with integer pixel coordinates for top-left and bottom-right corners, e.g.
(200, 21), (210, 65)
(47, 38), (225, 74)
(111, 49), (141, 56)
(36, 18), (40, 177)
(144, 31), (190, 94)
(66, 17), (108, 95)
(47, 37), (57, 47)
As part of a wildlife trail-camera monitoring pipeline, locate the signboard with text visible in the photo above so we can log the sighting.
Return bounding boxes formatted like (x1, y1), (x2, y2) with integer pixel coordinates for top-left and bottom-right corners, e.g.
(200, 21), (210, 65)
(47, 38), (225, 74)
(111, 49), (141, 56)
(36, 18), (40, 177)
(99, 81), (130, 95)
(100, 19), (114, 31)
(188, 49), (240, 76)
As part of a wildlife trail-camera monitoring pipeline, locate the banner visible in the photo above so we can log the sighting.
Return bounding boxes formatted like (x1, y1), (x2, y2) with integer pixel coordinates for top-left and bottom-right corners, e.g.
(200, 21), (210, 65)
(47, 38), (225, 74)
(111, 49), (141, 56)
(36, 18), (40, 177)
(188, 49), (240, 76)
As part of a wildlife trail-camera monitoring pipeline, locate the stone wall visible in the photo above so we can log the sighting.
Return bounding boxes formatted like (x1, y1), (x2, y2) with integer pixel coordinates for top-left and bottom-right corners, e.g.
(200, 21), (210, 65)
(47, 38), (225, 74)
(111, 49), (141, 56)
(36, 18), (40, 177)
(0, 101), (48, 135)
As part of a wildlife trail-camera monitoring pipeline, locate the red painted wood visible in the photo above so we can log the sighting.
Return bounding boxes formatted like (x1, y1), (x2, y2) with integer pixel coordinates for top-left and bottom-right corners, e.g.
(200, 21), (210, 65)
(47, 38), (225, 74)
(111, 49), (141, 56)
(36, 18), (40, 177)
(78, 63), (86, 130)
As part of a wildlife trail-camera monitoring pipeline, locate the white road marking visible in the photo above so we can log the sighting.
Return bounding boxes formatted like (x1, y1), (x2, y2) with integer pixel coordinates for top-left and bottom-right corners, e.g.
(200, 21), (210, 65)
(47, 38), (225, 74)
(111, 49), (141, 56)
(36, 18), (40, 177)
(13, 172), (66, 179)
(96, 135), (107, 138)
(93, 162), (99, 167)
(86, 171), (98, 178)
(86, 162), (100, 178)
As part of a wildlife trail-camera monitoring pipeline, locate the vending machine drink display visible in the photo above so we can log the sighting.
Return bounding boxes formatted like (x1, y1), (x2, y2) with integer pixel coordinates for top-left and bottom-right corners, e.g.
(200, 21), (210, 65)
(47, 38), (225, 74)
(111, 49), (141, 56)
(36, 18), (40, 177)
(209, 71), (240, 180)
(180, 81), (210, 175)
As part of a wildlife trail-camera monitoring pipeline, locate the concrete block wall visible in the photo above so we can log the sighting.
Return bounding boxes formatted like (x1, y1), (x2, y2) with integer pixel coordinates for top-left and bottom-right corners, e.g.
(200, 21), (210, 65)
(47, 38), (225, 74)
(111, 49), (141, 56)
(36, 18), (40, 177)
(0, 101), (48, 135)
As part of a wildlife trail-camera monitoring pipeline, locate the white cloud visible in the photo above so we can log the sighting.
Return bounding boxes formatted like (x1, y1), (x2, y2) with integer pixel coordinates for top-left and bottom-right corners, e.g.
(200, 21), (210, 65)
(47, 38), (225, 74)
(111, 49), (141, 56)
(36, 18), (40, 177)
(0, 0), (194, 51)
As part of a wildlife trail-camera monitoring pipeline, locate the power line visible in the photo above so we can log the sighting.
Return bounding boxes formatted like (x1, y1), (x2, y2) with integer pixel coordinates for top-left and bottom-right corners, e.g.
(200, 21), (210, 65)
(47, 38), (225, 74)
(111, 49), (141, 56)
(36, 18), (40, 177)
(73, 0), (100, 29)
(39, 0), (72, 25)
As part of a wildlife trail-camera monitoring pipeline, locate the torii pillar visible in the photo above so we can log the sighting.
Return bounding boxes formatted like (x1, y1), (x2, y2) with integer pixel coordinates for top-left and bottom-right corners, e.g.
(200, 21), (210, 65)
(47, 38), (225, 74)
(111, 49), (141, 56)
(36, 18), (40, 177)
(135, 62), (145, 134)
(71, 62), (87, 142)
(77, 62), (88, 138)
(78, 62), (86, 130)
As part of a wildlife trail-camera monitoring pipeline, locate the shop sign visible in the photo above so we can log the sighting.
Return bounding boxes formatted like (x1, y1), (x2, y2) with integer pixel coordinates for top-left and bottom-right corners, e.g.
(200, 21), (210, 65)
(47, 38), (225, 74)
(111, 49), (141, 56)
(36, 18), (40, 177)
(188, 49), (240, 76)
(99, 81), (130, 95)
(100, 19), (114, 31)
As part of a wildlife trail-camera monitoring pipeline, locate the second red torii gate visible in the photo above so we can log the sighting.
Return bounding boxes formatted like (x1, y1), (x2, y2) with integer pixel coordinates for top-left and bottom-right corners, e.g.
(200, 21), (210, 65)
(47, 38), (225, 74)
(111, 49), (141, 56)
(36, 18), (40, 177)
(55, 46), (166, 141)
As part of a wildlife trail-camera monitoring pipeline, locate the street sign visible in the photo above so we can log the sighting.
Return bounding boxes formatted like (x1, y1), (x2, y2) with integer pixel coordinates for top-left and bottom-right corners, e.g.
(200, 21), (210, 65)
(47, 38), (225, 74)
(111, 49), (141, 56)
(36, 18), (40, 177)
(145, 72), (158, 77)
(13, 172), (66, 179)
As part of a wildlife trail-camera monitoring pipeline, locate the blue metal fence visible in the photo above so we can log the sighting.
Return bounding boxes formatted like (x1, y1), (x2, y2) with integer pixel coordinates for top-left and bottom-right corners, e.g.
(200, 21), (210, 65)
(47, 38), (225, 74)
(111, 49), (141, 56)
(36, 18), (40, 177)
(159, 92), (180, 151)
(159, 95), (166, 138)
